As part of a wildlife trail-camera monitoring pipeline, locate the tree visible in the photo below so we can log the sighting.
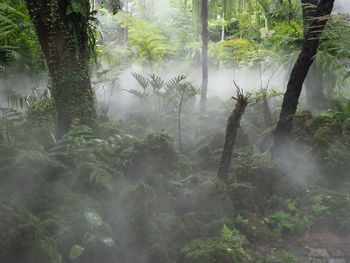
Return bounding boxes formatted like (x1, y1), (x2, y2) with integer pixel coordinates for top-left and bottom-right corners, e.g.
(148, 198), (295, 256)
(218, 84), (249, 181)
(199, 0), (209, 113)
(25, 0), (97, 136)
(271, 0), (335, 158)
(301, 0), (327, 109)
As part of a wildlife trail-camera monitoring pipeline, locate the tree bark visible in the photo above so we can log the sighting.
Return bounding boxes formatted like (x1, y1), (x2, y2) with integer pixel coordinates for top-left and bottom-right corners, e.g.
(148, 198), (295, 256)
(301, 0), (327, 109)
(301, 0), (319, 35)
(262, 96), (273, 127)
(218, 88), (249, 181)
(199, 0), (209, 113)
(25, 0), (96, 137)
(271, 0), (335, 158)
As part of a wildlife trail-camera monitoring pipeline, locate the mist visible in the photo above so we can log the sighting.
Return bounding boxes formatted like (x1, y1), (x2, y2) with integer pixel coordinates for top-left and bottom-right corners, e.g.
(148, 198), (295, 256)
(1, 0), (350, 263)
(334, 0), (350, 13)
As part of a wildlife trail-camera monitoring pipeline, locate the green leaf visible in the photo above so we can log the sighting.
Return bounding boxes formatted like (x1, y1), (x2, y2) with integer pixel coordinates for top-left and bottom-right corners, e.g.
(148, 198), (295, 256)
(84, 208), (102, 227)
(100, 237), (116, 247)
(69, 245), (85, 260)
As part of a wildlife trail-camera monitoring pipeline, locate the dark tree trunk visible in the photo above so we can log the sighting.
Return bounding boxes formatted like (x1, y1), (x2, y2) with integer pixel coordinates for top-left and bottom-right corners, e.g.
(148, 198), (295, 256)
(199, 0), (209, 113)
(218, 88), (249, 181)
(271, 0), (335, 158)
(301, 0), (319, 34)
(25, 0), (96, 137)
(301, 0), (327, 109)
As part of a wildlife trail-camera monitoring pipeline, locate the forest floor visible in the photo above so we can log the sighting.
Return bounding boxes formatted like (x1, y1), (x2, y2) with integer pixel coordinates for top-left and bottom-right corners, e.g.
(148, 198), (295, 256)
(288, 223), (350, 262)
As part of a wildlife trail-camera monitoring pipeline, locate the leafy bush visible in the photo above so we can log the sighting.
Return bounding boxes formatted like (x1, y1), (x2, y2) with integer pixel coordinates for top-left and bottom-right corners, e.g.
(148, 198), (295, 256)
(269, 21), (303, 52)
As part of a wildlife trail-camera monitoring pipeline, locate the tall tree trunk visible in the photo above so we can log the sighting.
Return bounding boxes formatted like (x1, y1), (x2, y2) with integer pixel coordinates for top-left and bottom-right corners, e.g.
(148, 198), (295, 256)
(199, 0), (209, 113)
(301, 0), (327, 109)
(25, 0), (96, 137)
(218, 88), (249, 181)
(301, 0), (318, 34)
(271, 0), (335, 158)
(262, 95), (273, 127)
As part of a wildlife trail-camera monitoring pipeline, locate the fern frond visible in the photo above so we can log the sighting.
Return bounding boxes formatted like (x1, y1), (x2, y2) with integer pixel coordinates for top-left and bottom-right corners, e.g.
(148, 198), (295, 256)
(88, 165), (113, 191)
(132, 72), (150, 90)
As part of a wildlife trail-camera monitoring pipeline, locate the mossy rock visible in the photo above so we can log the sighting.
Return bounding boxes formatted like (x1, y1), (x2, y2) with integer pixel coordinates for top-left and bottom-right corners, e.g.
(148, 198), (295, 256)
(122, 182), (157, 216)
(116, 183), (162, 248)
(342, 118), (350, 141)
(147, 244), (174, 263)
(174, 213), (208, 246)
(170, 173), (234, 221)
(293, 111), (313, 132)
(193, 144), (217, 171)
(126, 132), (181, 178)
(228, 183), (257, 214)
(232, 150), (278, 207)
(305, 113), (343, 147)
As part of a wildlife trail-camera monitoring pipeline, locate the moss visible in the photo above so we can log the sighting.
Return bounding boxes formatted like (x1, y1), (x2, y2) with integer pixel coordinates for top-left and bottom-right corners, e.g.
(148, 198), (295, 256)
(342, 118), (350, 142)
(118, 183), (162, 247)
(305, 113), (343, 147)
(193, 144), (217, 171)
(147, 244), (174, 263)
(228, 183), (257, 214)
(126, 132), (181, 178)
(174, 213), (208, 246)
(231, 150), (279, 208)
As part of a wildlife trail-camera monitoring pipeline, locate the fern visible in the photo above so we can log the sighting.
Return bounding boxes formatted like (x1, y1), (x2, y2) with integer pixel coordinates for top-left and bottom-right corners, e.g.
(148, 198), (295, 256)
(116, 13), (173, 67)
(88, 165), (113, 191)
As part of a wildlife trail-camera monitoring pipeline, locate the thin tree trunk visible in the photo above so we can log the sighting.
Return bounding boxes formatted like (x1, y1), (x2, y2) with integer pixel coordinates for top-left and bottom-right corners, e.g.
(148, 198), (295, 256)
(218, 87), (249, 181)
(178, 95), (184, 153)
(25, 0), (96, 137)
(262, 96), (273, 127)
(199, 0), (209, 113)
(271, 0), (335, 158)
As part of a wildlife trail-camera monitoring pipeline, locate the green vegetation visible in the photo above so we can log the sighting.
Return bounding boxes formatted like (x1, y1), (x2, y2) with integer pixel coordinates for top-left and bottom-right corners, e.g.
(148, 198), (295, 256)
(0, 0), (350, 262)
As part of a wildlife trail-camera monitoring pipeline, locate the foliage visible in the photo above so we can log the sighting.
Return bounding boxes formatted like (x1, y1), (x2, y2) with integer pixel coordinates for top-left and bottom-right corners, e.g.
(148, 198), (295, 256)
(116, 13), (173, 68)
(181, 233), (252, 263)
(269, 211), (311, 240)
(211, 38), (254, 65)
(129, 72), (197, 150)
(269, 21), (303, 52)
(274, 251), (299, 263)
(0, 1), (44, 72)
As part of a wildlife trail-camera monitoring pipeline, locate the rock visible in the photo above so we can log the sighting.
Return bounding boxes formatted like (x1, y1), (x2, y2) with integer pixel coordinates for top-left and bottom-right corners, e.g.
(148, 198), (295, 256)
(308, 248), (330, 258)
(328, 259), (346, 263)
(329, 248), (345, 258)
(147, 244), (173, 263)
(310, 259), (328, 263)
